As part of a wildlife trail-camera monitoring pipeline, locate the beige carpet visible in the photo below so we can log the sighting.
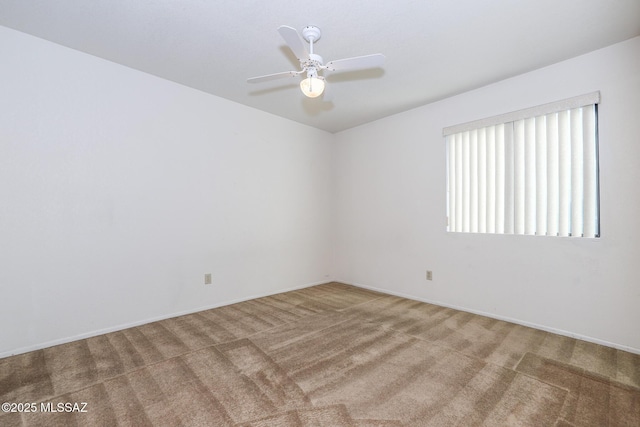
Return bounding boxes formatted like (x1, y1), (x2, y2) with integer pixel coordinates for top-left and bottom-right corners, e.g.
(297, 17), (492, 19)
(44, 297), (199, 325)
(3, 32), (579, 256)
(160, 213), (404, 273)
(1, 282), (639, 426)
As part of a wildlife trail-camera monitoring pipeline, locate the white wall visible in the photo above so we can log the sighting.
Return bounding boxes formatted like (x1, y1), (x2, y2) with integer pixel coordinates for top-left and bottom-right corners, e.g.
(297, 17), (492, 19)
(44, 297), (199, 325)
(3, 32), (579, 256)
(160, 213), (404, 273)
(0, 26), (334, 357)
(333, 36), (640, 353)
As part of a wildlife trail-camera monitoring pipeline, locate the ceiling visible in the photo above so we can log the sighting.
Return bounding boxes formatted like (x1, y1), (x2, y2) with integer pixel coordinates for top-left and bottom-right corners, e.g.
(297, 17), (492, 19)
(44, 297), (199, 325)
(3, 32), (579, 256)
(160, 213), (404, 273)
(1, 1), (639, 133)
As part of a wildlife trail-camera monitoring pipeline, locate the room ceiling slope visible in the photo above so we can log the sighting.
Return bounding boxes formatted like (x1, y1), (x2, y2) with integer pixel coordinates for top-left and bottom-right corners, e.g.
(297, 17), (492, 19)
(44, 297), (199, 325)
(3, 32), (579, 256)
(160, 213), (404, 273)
(1, 0), (639, 133)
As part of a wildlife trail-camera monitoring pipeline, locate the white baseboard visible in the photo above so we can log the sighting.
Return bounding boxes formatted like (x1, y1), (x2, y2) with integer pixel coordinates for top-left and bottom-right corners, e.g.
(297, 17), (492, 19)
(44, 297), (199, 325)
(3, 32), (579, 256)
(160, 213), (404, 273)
(340, 279), (640, 356)
(0, 280), (326, 359)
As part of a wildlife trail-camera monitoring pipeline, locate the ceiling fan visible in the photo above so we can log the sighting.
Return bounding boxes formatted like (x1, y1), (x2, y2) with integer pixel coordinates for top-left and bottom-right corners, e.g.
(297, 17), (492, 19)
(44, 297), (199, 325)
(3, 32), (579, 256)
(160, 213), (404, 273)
(247, 25), (385, 99)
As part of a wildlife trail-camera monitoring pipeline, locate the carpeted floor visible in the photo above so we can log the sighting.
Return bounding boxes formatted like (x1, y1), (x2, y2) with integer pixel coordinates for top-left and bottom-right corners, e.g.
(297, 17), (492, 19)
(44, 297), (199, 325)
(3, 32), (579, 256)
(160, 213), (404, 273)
(1, 282), (639, 426)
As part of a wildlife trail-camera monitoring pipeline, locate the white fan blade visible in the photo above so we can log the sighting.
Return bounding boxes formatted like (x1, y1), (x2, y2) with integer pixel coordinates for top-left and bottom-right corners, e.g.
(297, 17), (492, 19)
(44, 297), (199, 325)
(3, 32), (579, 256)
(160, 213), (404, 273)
(247, 71), (300, 84)
(325, 53), (385, 72)
(278, 25), (309, 61)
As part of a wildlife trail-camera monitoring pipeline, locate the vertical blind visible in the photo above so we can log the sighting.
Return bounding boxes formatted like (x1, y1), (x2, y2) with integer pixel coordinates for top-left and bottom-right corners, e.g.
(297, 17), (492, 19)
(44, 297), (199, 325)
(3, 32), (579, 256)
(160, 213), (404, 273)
(444, 92), (600, 237)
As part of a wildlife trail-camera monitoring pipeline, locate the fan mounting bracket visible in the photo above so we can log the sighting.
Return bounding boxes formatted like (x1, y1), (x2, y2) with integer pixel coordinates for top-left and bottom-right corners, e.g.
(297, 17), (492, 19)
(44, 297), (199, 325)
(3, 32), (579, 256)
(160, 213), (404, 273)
(301, 26), (321, 43)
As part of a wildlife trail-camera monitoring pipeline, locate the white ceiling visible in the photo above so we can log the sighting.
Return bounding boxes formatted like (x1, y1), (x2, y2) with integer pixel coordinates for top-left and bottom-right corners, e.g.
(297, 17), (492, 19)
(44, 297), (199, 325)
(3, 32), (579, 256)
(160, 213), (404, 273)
(1, 1), (639, 133)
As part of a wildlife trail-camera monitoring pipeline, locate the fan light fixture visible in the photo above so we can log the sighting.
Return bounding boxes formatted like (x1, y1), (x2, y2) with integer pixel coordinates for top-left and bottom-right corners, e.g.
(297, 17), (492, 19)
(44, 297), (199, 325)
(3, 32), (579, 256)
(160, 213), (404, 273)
(300, 75), (325, 98)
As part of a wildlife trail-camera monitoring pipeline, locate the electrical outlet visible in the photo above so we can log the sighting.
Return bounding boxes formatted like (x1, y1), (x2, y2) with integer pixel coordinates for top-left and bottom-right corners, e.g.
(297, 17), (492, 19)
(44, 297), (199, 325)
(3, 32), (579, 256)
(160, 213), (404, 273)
(426, 270), (433, 281)
(204, 273), (212, 285)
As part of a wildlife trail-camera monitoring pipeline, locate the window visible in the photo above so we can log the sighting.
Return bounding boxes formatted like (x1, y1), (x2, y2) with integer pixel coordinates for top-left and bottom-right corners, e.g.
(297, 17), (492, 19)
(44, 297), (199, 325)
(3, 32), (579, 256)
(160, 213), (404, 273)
(444, 92), (600, 238)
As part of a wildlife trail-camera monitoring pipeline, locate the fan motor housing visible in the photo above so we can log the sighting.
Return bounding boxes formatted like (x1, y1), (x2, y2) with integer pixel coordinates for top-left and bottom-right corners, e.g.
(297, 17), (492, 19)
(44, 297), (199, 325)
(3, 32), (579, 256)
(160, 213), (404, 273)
(308, 53), (324, 66)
